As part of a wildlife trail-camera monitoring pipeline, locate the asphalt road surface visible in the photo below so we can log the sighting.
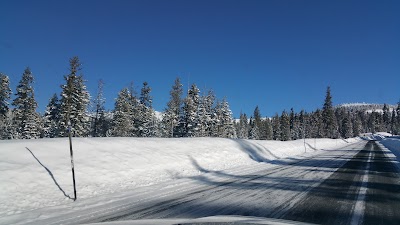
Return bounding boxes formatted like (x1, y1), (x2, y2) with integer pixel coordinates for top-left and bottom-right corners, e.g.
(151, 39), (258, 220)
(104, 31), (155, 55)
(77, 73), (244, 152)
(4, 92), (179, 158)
(283, 140), (400, 224)
(39, 140), (400, 225)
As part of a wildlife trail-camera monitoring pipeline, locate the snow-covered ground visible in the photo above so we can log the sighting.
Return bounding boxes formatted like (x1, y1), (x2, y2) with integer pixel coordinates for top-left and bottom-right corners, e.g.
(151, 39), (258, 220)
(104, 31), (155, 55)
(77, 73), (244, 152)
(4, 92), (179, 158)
(0, 137), (361, 224)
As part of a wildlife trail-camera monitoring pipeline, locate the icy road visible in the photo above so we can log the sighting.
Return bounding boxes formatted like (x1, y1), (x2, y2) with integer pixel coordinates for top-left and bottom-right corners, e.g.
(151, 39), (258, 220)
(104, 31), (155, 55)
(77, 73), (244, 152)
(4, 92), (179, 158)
(31, 140), (400, 225)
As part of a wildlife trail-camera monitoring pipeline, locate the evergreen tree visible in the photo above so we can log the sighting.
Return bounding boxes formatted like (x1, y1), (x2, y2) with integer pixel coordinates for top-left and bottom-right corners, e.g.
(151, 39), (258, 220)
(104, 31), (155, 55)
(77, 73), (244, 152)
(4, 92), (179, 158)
(249, 117), (260, 140)
(341, 111), (353, 138)
(310, 110), (323, 138)
(0, 73), (12, 139)
(11, 67), (40, 139)
(137, 82), (156, 137)
(42, 94), (61, 138)
(251, 106), (262, 139)
(263, 118), (273, 140)
(111, 88), (134, 136)
(238, 113), (249, 139)
(198, 90), (215, 137)
(280, 110), (290, 141)
(59, 56), (90, 137)
(182, 84), (200, 137)
(298, 110), (305, 138)
(217, 97), (236, 138)
(162, 78), (183, 137)
(352, 114), (362, 137)
(289, 108), (301, 140)
(382, 103), (390, 133)
(91, 79), (108, 137)
(322, 86), (337, 138)
(390, 110), (396, 135)
(272, 113), (281, 140)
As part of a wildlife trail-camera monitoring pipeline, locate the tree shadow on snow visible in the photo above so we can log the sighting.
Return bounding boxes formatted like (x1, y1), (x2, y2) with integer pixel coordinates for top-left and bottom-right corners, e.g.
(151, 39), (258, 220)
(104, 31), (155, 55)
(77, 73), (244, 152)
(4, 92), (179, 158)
(25, 147), (73, 200)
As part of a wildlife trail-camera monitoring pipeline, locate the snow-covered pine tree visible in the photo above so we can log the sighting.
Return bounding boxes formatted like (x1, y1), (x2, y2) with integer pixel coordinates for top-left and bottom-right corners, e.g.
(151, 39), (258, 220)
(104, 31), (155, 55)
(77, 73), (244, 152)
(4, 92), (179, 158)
(59, 56), (90, 137)
(313, 109), (324, 138)
(382, 103), (390, 133)
(111, 88), (134, 137)
(352, 113), (362, 137)
(198, 90), (215, 137)
(289, 108), (295, 139)
(280, 110), (290, 141)
(238, 113), (249, 139)
(42, 93), (61, 138)
(391, 109), (396, 135)
(137, 82), (156, 137)
(263, 118), (273, 140)
(341, 111), (353, 138)
(249, 117), (259, 140)
(218, 97), (236, 138)
(272, 113), (281, 140)
(322, 86), (337, 138)
(298, 110), (306, 139)
(11, 67), (41, 139)
(251, 106), (262, 139)
(162, 77), (183, 137)
(91, 79), (108, 137)
(182, 84), (200, 137)
(0, 73), (12, 139)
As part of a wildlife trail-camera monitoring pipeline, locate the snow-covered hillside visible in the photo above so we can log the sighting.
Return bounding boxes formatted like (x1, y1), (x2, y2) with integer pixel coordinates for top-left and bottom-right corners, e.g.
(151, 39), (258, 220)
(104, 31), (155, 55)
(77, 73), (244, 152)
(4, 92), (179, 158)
(0, 137), (359, 223)
(336, 102), (396, 112)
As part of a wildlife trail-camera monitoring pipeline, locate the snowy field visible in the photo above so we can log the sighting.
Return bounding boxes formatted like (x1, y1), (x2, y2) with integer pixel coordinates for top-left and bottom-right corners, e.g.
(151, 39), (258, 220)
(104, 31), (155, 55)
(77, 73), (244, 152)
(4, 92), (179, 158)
(0, 137), (364, 224)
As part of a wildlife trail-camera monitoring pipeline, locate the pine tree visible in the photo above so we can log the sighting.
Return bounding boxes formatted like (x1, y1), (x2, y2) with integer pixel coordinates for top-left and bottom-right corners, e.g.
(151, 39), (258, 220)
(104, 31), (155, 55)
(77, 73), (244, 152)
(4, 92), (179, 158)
(382, 103), (390, 133)
(251, 106), (262, 139)
(162, 78), (183, 137)
(218, 97), (236, 138)
(11, 67), (40, 139)
(43, 94), (61, 138)
(137, 82), (156, 137)
(182, 84), (200, 137)
(341, 111), (353, 138)
(238, 113), (249, 139)
(91, 80), (110, 137)
(111, 88), (134, 137)
(0, 73), (12, 139)
(298, 110), (306, 138)
(59, 57), (90, 137)
(263, 118), (273, 140)
(322, 86), (337, 138)
(352, 114), (362, 137)
(198, 90), (215, 137)
(390, 110), (396, 135)
(310, 110), (323, 138)
(249, 117), (260, 140)
(280, 110), (290, 141)
(272, 113), (281, 140)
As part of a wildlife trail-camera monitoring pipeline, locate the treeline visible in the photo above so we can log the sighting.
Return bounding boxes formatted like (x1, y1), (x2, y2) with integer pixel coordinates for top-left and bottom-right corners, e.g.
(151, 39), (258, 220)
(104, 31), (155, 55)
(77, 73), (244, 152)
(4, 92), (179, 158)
(235, 87), (400, 140)
(0, 56), (236, 139)
(1, 57), (399, 140)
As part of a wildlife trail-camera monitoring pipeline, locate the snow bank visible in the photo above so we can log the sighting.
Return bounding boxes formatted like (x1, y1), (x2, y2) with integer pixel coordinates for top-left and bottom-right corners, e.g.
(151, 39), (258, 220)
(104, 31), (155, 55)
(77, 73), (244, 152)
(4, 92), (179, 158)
(379, 137), (400, 162)
(0, 137), (359, 219)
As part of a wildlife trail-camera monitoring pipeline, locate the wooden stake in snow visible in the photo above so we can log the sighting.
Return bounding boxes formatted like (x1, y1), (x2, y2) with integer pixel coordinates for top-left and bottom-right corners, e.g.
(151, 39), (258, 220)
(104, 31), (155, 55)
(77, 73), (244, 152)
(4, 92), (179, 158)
(68, 122), (77, 201)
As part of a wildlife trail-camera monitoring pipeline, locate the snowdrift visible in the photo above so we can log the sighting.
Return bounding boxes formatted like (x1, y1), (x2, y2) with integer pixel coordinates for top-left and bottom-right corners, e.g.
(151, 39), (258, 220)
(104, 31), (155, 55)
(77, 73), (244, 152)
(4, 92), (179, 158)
(0, 137), (359, 218)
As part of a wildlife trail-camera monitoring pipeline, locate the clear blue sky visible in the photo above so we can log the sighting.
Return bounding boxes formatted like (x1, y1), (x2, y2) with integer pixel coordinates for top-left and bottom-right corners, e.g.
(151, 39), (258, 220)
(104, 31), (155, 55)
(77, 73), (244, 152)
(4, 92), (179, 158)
(1, 0), (399, 118)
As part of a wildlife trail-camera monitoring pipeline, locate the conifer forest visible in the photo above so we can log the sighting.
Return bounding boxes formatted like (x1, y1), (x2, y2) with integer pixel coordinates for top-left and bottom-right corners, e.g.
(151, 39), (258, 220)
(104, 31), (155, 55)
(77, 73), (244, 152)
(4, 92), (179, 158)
(1, 56), (399, 140)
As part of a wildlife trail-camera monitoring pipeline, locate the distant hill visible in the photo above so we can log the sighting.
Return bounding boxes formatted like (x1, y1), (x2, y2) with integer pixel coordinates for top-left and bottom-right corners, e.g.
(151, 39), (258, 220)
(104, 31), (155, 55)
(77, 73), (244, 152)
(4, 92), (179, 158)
(336, 103), (397, 113)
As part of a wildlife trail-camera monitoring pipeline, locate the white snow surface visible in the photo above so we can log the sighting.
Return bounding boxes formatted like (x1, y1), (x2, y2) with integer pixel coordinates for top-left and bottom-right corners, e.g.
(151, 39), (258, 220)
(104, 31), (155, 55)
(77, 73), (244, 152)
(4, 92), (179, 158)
(0, 137), (361, 224)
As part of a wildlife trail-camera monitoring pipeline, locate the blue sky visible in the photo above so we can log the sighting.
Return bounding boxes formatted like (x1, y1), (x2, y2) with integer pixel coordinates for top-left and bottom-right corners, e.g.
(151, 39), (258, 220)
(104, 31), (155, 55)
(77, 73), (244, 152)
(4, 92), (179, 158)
(1, 0), (399, 117)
